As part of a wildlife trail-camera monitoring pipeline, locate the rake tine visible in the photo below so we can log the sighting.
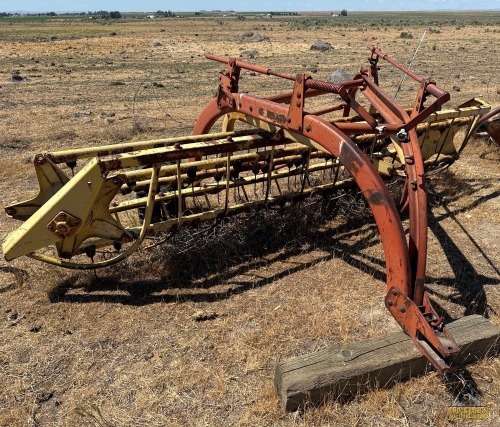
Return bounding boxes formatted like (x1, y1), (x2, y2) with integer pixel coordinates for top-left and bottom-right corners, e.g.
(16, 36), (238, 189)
(275, 177), (282, 195)
(176, 159), (183, 226)
(203, 190), (211, 210)
(265, 146), (275, 203)
(160, 199), (170, 219)
(300, 148), (311, 196)
(240, 182), (250, 202)
(224, 152), (231, 215)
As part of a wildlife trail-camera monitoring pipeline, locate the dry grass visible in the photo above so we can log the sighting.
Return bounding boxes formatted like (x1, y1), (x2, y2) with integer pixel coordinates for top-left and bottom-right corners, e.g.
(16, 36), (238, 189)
(1, 13), (500, 427)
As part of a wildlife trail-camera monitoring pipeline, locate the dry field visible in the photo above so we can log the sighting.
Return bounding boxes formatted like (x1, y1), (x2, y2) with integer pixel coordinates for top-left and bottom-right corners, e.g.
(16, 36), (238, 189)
(1, 12), (499, 426)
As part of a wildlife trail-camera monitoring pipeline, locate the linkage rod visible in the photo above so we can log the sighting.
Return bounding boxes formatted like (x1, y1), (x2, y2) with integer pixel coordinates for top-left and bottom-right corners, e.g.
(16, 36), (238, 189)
(368, 45), (447, 100)
(205, 53), (364, 94)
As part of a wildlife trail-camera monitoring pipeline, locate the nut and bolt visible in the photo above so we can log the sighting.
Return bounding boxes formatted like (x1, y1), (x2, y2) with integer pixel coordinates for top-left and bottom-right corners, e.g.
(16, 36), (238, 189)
(396, 128), (408, 142)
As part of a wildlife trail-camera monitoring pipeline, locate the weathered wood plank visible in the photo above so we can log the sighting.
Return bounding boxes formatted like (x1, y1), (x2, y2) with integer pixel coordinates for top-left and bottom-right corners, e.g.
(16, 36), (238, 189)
(275, 315), (500, 411)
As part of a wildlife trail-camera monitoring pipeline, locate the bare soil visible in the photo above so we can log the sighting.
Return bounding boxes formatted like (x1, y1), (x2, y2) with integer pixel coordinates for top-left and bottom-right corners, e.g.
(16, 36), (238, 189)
(0, 13), (499, 427)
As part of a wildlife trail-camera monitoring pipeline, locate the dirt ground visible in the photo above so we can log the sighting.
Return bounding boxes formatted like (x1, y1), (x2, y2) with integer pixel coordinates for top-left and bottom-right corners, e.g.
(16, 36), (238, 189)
(1, 13), (499, 426)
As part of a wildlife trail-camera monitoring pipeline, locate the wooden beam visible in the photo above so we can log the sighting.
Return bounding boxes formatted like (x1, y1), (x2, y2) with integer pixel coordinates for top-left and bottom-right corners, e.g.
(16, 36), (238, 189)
(274, 315), (500, 411)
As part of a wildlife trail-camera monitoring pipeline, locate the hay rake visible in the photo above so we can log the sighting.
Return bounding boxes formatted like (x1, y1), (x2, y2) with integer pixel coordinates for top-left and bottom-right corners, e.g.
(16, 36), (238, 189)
(3, 46), (498, 373)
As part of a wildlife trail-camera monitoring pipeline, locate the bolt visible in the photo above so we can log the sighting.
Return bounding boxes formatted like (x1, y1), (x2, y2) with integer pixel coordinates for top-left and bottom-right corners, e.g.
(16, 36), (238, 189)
(297, 92), (302, 99)
(399, 306), (406, 313)
(174, 143), (181, 149)
(387, 300), (393, 307)
(392, 289), (398, 296)
(396, 129), (408, 142)
(47, 224), (55, 232)
(36, 155), (46, 165)
(305, 125), (312, 132)
(404, 155), (414, 163)
(249, 106), (253, 112)
(59, 212), (68, 220)
(57, 224), (69, 234)
(5, 207), (16, 216)
(296, 101), (301, 108)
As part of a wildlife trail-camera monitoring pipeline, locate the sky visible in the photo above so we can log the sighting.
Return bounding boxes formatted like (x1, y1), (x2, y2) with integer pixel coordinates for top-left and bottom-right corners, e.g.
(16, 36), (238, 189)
(4, 0), (500, 13)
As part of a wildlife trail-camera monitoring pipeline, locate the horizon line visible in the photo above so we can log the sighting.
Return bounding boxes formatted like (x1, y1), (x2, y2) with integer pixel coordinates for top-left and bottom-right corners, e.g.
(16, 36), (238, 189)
(3, 8), (500, 13)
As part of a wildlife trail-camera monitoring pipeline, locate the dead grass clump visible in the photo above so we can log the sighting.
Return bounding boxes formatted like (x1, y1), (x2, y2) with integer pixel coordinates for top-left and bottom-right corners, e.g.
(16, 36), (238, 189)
(130, 189), (373, 285)
(0, 136), (32, 155)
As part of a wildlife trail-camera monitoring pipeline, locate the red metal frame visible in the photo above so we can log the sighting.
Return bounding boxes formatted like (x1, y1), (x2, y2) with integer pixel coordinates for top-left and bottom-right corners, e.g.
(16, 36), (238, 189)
(193, 45), (461, 372)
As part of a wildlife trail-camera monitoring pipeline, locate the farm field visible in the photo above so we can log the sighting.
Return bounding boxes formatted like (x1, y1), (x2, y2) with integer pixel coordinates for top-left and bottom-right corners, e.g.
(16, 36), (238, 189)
(1, 12), (499, 426)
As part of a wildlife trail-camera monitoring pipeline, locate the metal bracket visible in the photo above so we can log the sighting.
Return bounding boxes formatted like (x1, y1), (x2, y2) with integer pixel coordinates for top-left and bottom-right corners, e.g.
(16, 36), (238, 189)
(385, 287), (460, 372)
(217, 58), (240, 109)
(287, 73), (309, 131)
(47, 211), (82, 239)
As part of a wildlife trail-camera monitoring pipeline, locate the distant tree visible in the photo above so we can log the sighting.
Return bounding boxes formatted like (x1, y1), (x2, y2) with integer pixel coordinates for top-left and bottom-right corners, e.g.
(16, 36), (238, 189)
(47, 12), (57, 16)
(156, 10), (176, 18)
(340, 9), (347, 16)
(97, 10), (109, 19)
(109, 11), (122, 19)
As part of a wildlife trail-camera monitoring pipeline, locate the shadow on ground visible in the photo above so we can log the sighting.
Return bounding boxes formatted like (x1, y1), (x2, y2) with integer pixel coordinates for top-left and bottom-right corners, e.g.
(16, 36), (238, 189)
(48, 171), (499, 314)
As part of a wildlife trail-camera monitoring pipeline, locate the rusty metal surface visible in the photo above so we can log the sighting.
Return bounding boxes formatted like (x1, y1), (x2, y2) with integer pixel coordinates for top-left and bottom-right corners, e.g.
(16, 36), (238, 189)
(195, 45), (492, 372)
